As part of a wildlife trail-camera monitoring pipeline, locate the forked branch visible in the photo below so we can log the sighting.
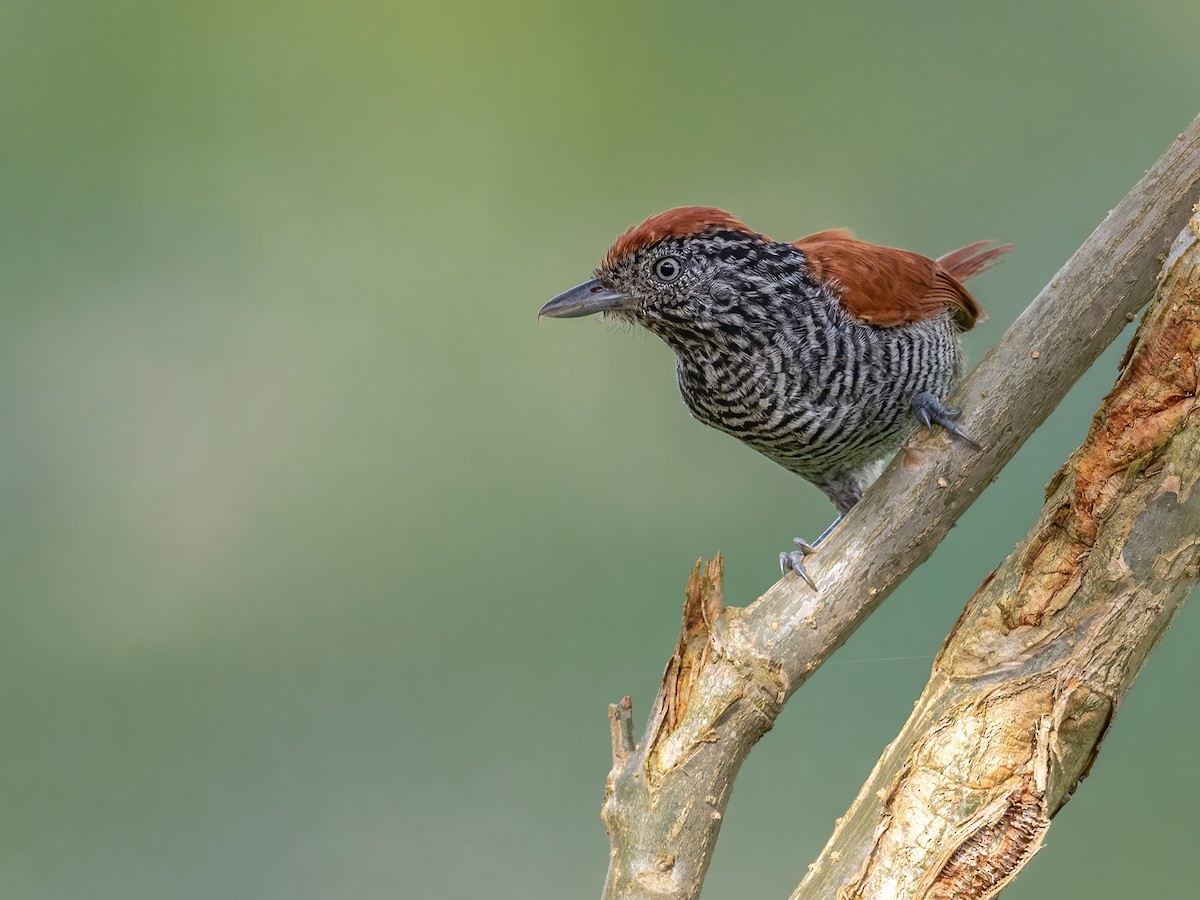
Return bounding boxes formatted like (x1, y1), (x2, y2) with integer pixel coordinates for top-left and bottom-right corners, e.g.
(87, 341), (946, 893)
(601, 116), (1200, 900)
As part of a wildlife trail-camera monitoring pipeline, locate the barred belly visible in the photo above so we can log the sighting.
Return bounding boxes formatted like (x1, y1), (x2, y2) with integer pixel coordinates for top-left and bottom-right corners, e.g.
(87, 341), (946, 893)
(676, 312), (962, 489)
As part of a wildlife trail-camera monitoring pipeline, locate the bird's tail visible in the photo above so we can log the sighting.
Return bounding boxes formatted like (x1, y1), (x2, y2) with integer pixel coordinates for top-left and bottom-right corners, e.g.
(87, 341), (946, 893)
(938, 240), (1012, 281)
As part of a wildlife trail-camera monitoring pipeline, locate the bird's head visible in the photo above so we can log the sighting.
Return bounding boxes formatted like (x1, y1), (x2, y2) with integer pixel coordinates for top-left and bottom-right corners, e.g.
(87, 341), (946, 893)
(540, 207), (790, 343)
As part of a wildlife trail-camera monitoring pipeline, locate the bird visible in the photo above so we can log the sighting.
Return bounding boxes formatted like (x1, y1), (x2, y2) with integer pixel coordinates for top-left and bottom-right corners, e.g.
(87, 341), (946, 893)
(539, 207), (1009, 587)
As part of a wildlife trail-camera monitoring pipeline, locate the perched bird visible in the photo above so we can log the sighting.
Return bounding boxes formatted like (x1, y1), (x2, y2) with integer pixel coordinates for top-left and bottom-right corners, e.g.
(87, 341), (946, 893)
(539, 207), (1008, 587)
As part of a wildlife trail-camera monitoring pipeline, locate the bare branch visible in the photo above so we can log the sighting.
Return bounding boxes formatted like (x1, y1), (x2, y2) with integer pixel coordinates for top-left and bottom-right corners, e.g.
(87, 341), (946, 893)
(792, 203), (1200, 900)
(601, 115), (1200, 900)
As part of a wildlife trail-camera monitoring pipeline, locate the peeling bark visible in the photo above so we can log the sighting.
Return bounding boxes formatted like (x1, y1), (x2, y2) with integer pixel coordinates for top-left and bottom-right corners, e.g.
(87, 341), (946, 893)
(793, 208), (1200, 900)
(600, 115), (1200, 900)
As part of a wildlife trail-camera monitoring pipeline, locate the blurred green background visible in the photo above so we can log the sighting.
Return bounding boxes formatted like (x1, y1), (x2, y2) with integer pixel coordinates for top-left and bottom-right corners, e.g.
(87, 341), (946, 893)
(3, 2), (1198, 897)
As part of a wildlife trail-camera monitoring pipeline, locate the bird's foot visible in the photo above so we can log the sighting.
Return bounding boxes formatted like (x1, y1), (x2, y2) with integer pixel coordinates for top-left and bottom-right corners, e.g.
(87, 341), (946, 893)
(912, 391), (981, 450)
(780, 537), (819, 590)
(779, 516), (844, 590)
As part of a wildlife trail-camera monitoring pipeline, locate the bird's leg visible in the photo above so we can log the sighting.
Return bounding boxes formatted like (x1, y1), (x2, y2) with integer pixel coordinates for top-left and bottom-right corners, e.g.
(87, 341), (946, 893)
(912, 391), (981, 449)
(780, 515), (843, 590)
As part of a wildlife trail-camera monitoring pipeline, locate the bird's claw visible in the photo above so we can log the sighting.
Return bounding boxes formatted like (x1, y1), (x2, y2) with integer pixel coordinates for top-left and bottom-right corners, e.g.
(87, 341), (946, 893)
(780, 537), (819, 590)
(912, 391), (982, 450)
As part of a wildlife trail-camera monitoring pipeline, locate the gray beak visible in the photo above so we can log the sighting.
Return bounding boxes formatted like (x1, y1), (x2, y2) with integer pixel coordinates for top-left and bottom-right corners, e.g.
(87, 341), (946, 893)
(538, 279), (631, 319)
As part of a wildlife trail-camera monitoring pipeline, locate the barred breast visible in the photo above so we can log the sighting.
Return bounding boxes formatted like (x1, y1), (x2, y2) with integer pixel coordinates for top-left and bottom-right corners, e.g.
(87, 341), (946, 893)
(676, 309), (962, 488)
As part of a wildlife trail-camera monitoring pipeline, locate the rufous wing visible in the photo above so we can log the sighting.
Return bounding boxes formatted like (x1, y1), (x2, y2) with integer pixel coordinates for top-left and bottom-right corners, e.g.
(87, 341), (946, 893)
(794, 230), (1010, 331)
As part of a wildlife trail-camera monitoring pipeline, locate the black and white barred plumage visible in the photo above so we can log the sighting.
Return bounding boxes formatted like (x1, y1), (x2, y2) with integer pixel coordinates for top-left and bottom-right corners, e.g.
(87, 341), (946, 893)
(541, 207), (1007, 581)
(598, 228), (963, 514)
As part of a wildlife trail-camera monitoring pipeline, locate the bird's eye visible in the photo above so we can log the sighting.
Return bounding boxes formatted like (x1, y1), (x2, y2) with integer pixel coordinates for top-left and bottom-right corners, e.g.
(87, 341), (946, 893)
(653, 256), (683, 282)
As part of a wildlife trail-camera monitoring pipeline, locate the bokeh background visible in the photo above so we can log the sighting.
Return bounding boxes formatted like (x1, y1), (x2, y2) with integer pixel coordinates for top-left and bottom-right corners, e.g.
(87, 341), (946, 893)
(3, 2), (1199, 898)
